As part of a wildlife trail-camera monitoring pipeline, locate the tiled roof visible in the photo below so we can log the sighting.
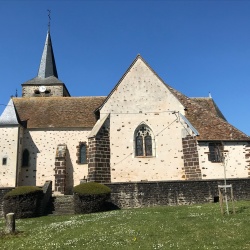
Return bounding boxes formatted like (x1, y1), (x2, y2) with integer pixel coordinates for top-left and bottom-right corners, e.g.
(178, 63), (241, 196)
(191, 97), (227, 121)
(13, 97), (106, 129)
(168, 87), (249, 141)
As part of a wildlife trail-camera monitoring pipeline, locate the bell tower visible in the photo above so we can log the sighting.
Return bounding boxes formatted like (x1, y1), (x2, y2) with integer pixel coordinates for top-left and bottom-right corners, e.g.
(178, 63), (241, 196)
(21, 13), (70, 97)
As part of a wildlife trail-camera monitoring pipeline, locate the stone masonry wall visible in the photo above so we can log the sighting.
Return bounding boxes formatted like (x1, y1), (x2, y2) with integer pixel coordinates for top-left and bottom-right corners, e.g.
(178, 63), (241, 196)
(22, 85), (68, 97)
(88, 127), (110, 183)
(245, 144), (250, 177)
(54, 144), (67, 194)
(106, 178), (250, 209)
(182, 135), (201, 180)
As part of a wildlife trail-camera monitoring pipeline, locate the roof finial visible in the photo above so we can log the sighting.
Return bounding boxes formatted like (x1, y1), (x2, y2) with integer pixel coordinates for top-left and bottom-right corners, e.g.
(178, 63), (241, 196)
(47, 9), (51, 32)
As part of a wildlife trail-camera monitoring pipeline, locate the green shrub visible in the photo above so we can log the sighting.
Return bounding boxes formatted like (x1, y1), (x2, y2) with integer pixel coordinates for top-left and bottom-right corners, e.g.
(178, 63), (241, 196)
(73, 182), (111, 196)
(3, 186), (43, 219)
(73, 182), (111, 214)
(4, 186), (42, 198)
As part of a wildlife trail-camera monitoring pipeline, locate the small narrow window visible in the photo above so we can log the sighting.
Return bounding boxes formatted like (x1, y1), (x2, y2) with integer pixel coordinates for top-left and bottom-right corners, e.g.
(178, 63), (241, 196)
(2, 158), (7, 165)
(79, 143), (87, 164)
(145, 134), (152, 156)
(22, 149), (29, 167)
(208, 143), (223, 162)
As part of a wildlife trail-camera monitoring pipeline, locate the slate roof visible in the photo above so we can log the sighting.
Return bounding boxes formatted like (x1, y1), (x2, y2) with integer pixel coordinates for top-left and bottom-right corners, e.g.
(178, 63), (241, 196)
(0, 99), (19, 126)
(38, 31), (58, 78)
(12, 97), (106, 129)
(22, 76), (63, 86)
(23, 31), (60, 86)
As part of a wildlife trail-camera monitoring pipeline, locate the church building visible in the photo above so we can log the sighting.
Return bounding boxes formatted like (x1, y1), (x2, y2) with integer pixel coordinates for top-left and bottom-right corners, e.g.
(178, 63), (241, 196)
(0, 29), (249, 195)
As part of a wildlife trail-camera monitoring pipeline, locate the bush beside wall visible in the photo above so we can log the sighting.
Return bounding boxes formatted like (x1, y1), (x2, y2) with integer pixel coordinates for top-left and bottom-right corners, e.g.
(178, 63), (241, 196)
(3, 186), (43, 219)
(73, 182), (111, 214)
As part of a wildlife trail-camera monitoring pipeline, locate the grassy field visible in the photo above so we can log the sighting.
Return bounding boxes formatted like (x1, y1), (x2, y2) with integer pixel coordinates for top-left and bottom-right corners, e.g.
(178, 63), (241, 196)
(0, 201), (249, 250)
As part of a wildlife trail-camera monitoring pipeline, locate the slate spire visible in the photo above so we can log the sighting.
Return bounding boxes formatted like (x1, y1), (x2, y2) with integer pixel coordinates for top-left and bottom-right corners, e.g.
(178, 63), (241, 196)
(37, 30), (58, 78)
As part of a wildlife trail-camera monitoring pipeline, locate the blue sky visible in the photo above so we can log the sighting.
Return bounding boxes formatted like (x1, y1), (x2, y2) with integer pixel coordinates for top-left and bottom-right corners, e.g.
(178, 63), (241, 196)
(0, 1), (249, 136)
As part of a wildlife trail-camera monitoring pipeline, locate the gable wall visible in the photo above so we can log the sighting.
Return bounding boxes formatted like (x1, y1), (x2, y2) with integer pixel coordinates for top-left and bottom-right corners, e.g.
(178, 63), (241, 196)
(100, 59), (187, 182)
(198, 141), (249, 179)
(19, 128), (91, 193)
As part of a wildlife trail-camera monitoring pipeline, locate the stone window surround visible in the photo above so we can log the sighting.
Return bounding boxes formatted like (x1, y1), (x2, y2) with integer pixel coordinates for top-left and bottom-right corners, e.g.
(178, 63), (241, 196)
(76, 141), (88, 164)
(134, 123), (155, 158)
(207, 142), (224, 163)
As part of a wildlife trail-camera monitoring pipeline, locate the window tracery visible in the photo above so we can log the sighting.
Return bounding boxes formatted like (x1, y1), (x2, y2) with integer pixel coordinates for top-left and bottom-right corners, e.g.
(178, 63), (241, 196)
(135, 125), (153, 157)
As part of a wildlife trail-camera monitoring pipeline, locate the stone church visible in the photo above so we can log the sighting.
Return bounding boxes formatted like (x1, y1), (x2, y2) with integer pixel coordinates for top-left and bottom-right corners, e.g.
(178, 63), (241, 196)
(0, 29), (249, 195)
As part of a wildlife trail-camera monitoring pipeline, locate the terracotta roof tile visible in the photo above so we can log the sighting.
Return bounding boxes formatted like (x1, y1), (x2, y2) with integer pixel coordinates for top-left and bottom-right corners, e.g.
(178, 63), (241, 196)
(191, 97), (227, 121)
(168, 87), (249, 141)
(13, 97), (106, 129)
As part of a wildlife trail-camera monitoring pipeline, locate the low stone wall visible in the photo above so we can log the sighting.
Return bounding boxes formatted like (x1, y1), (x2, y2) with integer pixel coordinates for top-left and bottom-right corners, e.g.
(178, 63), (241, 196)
(39, 181), (53, 216)
(0, 188), (14, 217)
(106, 179), (250, 209)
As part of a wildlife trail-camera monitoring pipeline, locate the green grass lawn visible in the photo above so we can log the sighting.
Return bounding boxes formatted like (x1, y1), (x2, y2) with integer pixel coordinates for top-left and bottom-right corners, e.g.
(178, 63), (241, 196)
(0, 201), (249, 250)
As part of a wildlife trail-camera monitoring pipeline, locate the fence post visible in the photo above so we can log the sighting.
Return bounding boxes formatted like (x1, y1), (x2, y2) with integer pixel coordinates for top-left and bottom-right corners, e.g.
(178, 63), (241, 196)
(5, 213), (15, 233)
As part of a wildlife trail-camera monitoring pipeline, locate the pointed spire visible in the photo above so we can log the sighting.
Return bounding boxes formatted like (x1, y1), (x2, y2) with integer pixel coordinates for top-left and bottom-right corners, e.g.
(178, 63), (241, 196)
(37, 30), (58, 78)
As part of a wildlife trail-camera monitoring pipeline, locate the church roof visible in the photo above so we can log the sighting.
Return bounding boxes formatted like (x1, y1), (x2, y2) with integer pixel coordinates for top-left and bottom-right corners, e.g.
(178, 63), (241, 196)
(38, 31), (58, 78)
(168, 87), (249, 141)
(23, 31), (63, 86)
(22, 76), (63, 85)
(12, 97), (105, 129)
(191, 97), (227, 121)
(0, 99), (19, 126)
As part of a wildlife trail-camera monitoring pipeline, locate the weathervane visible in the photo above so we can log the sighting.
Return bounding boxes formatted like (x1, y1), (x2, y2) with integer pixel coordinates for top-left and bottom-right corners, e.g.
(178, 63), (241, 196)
(47, 9), (51, 31)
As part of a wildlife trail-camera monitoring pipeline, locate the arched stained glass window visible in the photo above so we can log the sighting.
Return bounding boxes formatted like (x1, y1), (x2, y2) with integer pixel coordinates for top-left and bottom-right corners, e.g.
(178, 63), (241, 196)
(135, 125), (153, 157)
(145, 135), (152, 156)
(22, 149), (29, 167)
(136, 135), (143, 156)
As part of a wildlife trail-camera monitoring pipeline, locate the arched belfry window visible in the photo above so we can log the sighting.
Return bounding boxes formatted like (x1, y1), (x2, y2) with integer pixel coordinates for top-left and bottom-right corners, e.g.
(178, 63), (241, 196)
(135, 124), (154, 157)
(22, 149), (29, 167)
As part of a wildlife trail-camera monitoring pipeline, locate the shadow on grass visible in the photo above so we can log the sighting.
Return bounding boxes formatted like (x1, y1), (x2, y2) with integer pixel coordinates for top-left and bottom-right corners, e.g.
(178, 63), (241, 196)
(102, 201), (120, 211)
(236, 206), (249, 214)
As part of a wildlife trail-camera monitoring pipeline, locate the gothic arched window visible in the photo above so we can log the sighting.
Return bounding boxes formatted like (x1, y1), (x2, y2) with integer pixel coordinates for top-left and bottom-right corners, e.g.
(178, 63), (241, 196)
(135, 124), (153, 157)
(22, 149), (29, 167)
